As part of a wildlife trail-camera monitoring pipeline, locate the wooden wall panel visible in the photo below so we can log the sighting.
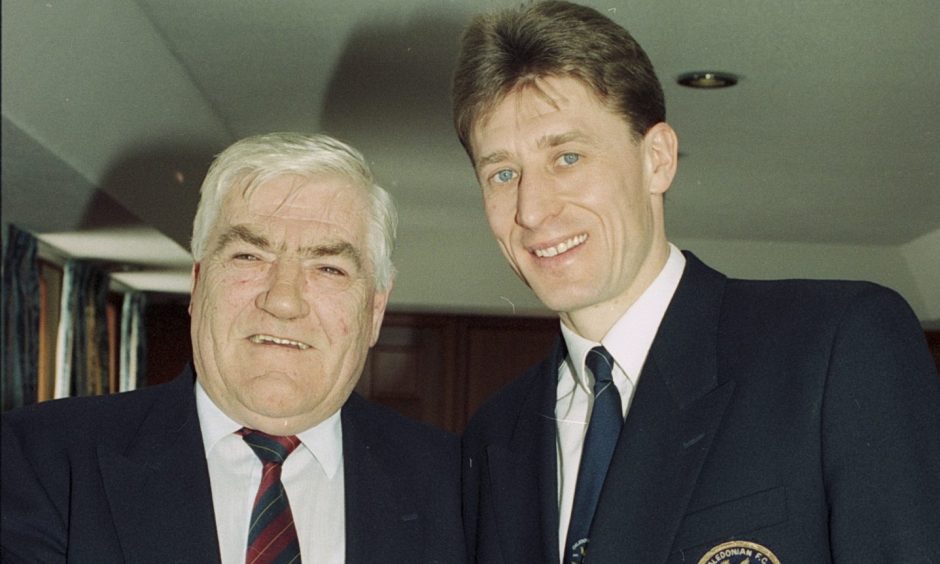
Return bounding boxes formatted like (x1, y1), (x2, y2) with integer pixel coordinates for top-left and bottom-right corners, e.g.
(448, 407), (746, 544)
(356, 313), (557, 432)
(357, 314), (459, 431)
(459, 317), (558, 431)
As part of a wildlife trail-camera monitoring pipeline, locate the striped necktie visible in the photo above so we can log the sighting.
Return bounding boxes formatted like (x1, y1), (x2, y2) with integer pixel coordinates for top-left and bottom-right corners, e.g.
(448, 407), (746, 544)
(240, 428), (303, 564)
(564, 346), (623, 564)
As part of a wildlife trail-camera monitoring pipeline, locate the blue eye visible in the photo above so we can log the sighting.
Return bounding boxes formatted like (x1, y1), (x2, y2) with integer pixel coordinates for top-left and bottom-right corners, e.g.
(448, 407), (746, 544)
(494, 169), (516, 184)
(560, 153), (580, 166)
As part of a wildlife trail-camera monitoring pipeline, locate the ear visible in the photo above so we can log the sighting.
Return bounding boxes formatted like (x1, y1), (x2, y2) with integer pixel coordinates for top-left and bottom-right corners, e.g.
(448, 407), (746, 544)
(188, 263), (201, 316)
(642, 122), (679, 195)
(368, 282), (393, 347)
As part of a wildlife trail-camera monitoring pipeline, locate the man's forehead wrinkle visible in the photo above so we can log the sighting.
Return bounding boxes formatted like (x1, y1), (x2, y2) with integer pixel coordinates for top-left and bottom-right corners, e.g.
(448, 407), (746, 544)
(475, 111), (585, 172)
(260, 176), (316, 216)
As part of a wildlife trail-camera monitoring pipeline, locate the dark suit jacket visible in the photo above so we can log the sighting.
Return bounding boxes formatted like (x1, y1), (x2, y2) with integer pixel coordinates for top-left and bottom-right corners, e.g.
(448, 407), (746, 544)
(462, 252), (940, 563)
(1, 365), (465, 563)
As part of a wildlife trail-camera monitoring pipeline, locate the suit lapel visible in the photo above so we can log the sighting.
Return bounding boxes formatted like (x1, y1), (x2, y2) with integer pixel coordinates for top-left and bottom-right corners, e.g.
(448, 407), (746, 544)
(98, 367), (221, 563)
(341, 394), (421, 564)
(587, 253), (735, 562)
(485, 339), (565, 564)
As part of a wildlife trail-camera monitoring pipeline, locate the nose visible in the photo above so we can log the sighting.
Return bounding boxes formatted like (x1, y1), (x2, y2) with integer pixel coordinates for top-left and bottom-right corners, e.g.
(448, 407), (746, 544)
(515, 169), (561, 229)
(255, 260), (310, 320)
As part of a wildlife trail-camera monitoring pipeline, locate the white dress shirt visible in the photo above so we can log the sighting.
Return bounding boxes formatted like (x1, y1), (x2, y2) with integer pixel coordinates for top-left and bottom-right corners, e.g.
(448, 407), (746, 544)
(555, 244), (686, 559)
(196, 382), (346, 564)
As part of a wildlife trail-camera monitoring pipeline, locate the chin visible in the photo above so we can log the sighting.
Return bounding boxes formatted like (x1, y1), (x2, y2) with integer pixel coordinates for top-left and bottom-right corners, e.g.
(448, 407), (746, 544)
(532, 284), (593, 312)
(244, 377), (305, 404)
(247, 396), (308, 419)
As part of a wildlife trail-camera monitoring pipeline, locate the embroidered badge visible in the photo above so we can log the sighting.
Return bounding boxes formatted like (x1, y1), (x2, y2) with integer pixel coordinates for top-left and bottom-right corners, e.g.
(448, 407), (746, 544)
(697, 540), (781, 564)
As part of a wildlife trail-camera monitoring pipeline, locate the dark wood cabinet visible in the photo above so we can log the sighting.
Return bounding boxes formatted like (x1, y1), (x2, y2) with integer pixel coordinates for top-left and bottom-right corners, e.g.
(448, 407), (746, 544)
(357, 315), (457, 431)
(358, 312), (558, 433)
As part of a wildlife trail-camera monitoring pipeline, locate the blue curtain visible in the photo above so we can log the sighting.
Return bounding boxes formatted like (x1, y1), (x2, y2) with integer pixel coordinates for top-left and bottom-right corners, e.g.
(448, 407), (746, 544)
(119, 291), (147, 391)
(2, 225), (41, 411)
(55, 260), (110, 397)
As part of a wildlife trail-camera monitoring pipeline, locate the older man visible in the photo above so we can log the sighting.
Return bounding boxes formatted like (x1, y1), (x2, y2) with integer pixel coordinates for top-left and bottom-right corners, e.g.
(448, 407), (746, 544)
(453, 2), (940, 563)
(2, 133), (465, 563)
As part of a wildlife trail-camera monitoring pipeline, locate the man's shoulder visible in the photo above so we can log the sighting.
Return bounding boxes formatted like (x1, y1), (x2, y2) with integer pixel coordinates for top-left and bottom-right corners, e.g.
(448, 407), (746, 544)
(476, 358), (549, 413)
(727, 275), (888, 299)
(2, 374), (189, 444)
(462, 350), (556, 445)
(683, 251), (903, 308)
(684, 250), (898, 311)
(680, 252), (920, 342)
(341, 394), (460, 489)
(342, 393), (456, 451)
(722, 276), (909, 324)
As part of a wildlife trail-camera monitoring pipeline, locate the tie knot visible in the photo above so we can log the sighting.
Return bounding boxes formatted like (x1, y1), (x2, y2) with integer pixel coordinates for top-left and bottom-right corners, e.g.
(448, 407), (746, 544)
(586, 346), (615, 386)
(239, 428), (301, 465)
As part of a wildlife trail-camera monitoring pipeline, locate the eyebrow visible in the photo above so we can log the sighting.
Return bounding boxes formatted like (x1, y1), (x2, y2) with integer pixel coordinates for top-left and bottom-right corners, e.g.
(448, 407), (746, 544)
(216, 224), (269, 253)
(539, 131), (589, 149)
(214, 224), (364, 270)
(475, 130), (591, 171)
(299, 241), (363, 271)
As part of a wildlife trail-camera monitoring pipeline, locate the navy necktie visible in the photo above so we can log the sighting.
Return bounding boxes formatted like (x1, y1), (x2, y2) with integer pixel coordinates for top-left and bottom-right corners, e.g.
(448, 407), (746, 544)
(240, 428), (303, 564)
(564, 346), (623, 564)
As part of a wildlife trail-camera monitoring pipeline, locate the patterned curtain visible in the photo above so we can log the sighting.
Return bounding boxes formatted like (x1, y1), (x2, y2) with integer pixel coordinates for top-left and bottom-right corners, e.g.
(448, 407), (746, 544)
(119, 291), (147, 391)
(54, 260), (110, 398)
(2, 225), (41, 411)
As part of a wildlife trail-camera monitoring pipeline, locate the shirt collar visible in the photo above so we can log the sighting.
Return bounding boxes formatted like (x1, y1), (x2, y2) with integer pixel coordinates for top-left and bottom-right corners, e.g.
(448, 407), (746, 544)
(560, 243), (686, 389)
(195, 380), (344, 479)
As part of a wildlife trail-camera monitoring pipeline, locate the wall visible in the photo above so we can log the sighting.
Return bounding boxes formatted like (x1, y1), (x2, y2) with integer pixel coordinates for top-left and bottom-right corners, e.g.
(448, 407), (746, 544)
(385, 219), (939, 328)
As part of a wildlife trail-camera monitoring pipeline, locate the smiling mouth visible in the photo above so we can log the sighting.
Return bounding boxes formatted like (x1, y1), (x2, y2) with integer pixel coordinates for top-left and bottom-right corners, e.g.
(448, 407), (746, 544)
(249, 334), (311, 350)
(532, 233), (588, 258)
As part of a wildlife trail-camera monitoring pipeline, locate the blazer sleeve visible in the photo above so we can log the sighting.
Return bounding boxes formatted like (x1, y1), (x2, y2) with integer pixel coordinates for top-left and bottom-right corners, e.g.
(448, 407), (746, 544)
(821, 286), (940, 560)
(1, 413), (69, 563)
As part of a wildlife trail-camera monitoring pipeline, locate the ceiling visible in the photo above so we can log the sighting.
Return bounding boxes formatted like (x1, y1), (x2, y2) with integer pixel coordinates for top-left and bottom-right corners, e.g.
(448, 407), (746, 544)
(2, 1), (938, 316)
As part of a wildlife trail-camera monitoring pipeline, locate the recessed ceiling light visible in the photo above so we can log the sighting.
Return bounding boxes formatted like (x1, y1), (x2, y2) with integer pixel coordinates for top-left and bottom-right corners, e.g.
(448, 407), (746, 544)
(677, 71), (739, 89)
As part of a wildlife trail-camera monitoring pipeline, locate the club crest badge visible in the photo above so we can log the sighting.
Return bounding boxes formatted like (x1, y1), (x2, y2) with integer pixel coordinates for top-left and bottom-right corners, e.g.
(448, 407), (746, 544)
(697, 540), (781, 564)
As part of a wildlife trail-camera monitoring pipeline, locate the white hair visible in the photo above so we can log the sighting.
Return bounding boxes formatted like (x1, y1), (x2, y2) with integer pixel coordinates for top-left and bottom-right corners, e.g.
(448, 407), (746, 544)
(191, 132), (398, 290)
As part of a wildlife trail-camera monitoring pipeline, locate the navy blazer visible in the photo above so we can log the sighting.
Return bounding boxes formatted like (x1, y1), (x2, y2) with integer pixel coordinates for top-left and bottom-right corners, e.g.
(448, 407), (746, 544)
(462, 252), (940, 563)
(1, 366), (465, 563)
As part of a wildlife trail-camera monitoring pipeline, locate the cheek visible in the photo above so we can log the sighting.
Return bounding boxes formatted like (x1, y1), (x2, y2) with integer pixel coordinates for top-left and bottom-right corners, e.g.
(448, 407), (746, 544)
(484, 197), (515, 236)
(191, 280), (217, 322)
(311, 290), (371, 340)
(309, 295), (347, 338)
(196, 271), (260, 325)
(597, 178), (646, 226)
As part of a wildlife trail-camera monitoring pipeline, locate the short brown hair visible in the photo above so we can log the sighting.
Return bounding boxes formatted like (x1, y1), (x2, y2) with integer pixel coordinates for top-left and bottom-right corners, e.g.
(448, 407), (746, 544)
(452, 0), (665, 159)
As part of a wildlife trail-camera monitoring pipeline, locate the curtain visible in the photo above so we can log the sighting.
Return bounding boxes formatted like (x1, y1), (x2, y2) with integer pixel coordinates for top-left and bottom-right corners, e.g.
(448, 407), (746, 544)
(2, 225), (41, 411)
(54, 260), (110, 398)
(119, 291), (147, 391)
